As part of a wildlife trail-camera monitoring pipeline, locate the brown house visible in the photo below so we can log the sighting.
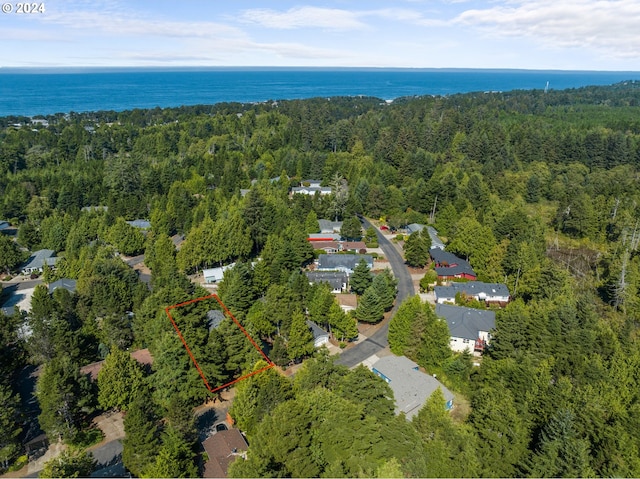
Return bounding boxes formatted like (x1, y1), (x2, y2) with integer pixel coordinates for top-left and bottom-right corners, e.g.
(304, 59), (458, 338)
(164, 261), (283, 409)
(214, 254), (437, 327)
(202, 429), (249, 478)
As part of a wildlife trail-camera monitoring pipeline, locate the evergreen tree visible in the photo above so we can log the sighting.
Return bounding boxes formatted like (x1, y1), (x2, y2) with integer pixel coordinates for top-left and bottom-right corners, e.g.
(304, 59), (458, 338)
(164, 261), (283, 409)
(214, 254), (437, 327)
(0, 382), (21, 470)
(350, 259), (373, 295)
(123, 386), (160, 477)
(287, 310), (314, 361)
(97, 347), (145, 412)
(355, 287), (384, 323)
(304, 210), (320, 234)
(40, 448), (96, 478)
(144, 426), (197, 478)
(0, 234), (24, 273)
(340, 216), (363, 240)
(37, 356), (94, 443)
(404, 230), (430, 267)
(107, 217), (145, 256)
(372, 271), (396, 311)
(328, 301), (358, 342)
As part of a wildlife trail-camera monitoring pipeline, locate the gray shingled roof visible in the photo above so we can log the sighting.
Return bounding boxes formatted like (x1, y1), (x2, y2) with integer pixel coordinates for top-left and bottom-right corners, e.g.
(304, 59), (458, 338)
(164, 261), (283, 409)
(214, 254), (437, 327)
(317, 254), (373, 272)
(407, 223), (425, 234)
(435, 303), (495, 341)
(371, 355), (454, 419)
(318, 219), (343, 233)
(305, 271), (347, 291)
(435, 282), (510, 301)
(306, 320), (329, 341)
(22, 249), (57, 271)
(48, 278), (77, 294)
(427, 226), (445, 250)
(429, 249), (465, 266)
(207, 310), (226, 331)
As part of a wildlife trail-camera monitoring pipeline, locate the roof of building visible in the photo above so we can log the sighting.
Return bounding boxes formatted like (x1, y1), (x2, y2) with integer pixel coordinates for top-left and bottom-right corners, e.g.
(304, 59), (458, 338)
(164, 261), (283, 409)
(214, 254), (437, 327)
(311, 241), (340, 251)
(317, 254), (373, 271)
(435, 303), (496, 341)
(48, 278), (77, 294)
(0, 221), (10, 230)
(125, 219), (151, 229)
(427, 226), (445, 250)
(308, 233), (341, 241)
(22, 249), (57, 271)
(341, 241), (367, 251)
(407, 223), (425, 234)
(202, 429), (249, 478)
(435, 281), (510, 300)
(435, 263), (476, 278)
(305, 271), (347, 290)
(318, 219), (343, 233)
(207, 310), (226, 331)
(370, 355), (454, 419)
(429, 249), (464, 266)
(292, 186), (333, 194)
(306, 320), (329, 341)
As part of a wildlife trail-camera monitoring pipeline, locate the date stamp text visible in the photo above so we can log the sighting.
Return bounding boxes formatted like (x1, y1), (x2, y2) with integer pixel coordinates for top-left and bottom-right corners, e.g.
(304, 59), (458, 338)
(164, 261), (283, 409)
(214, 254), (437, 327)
(2, 3), (45, 14)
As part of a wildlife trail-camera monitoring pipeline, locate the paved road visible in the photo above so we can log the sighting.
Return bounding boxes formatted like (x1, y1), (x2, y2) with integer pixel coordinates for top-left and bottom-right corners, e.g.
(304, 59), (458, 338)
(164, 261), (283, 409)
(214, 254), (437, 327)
(336, 217), (415, 368)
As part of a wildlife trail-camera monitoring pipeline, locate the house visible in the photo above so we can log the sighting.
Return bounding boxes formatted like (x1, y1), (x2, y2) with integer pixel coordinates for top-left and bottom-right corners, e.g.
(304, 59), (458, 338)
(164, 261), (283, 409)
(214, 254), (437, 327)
(307, 320), (330, 348)
(369, 355), (454, 418)
(435, 264), (477, 281)
(202, 429), (249, 478)
(21, 249), (59, 275)
(340, 241), (367, 253)
(311, 241), (339, 254)
(0, 221), (10, 232)
(291, 180), (333, 196)
(434, 282), (510, 307)
(203, 264), (236, 283)
(207, 310), (226, 331)
(430, 249), (476, 280)
(318, 219), (343, 234)
(427, 226), (445, 250)
(48, 278), (77, 294)
(306, 271), (348, 293)
(316, 254), (373, 275)
(308, 233), (341, 242)
(125, 219), (151, 229)
(435, 303), (495, 354)
(406, 223), (425, 235)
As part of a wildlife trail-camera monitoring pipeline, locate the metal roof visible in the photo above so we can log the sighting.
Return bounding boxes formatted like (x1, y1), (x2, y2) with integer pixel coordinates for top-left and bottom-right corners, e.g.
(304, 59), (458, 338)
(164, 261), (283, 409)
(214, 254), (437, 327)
(435, 303), (496, 341)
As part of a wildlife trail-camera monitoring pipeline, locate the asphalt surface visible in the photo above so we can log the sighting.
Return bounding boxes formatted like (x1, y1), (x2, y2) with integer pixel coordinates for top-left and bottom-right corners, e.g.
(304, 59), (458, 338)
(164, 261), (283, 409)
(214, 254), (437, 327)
(336, 217), (415, 368)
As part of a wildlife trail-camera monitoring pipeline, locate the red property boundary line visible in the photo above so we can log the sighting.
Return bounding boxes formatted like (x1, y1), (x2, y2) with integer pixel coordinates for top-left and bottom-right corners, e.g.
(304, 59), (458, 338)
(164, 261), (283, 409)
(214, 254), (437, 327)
(164, 293), (274, 393)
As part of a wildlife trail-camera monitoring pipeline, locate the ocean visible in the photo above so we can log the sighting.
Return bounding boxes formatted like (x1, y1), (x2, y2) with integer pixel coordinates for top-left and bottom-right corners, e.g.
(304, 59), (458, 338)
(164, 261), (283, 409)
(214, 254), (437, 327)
(1, 67), (638, 117)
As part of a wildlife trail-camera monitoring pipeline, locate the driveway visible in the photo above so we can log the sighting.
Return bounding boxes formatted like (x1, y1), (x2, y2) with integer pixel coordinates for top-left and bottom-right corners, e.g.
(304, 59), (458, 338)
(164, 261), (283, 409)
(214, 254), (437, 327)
(336, 217), (415, 368)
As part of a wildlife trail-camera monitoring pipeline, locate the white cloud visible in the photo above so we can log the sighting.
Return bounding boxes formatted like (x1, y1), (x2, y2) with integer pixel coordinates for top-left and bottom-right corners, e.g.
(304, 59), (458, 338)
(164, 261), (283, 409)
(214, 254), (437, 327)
(455, 0), (640, 59)
(239, 6), (368, 31)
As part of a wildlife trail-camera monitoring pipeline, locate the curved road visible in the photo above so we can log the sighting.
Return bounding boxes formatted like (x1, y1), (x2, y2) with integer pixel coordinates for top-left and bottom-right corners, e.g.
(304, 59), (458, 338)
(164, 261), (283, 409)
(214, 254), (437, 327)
(336, 217), (415, 367)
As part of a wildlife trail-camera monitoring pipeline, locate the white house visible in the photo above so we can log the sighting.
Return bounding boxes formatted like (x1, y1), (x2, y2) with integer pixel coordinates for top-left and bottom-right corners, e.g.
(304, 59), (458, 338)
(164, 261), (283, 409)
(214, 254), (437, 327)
(203, 263), (236, 283)
(435, 304), (495, 354)
(369, 355), (454, 418)
(21, 249), (59, 275)
(307, 320), (330, 348)
(434, 282), (510, 307)
(305, 271), (348, 293)
(318, 219), (343, 234)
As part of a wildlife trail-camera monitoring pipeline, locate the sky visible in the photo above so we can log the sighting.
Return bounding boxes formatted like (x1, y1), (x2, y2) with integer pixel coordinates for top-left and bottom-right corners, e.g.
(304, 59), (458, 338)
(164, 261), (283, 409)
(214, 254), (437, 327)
(2, 0), (639, 70)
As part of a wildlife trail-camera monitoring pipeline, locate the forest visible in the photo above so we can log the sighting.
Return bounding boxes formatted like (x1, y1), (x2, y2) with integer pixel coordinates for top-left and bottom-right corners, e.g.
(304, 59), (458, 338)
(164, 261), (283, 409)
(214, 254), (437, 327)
(1, 81), (640, 477)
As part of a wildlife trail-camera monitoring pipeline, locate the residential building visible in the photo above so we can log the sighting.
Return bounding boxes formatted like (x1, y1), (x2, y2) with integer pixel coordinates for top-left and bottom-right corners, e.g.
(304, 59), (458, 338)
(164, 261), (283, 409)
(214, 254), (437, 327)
(435, 303), (496, 354)
(202, 429), (249, 478)
(291, 180), (332, 196)
(306, 271), (348, 293)
(318, 219), (343, 234)
(125, 219), (151, 229)
(316, 254), (373, 275)
(430, 249), (476, 280)
(311, 241), (339, 254)
(48, 278), (77, 294)
(21, 249), (59, 275)
(207, 310), (226, 331)
(203, 264), (236, 283)
(340, 241), (367, 253)
(406, 223), (425, 234)
(307, 320), (330, 348)
(435, 282), (510, 307)
(308, 233), (341, 242)
(426, 226), (445, 250)
(369, 355), (454, 419)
